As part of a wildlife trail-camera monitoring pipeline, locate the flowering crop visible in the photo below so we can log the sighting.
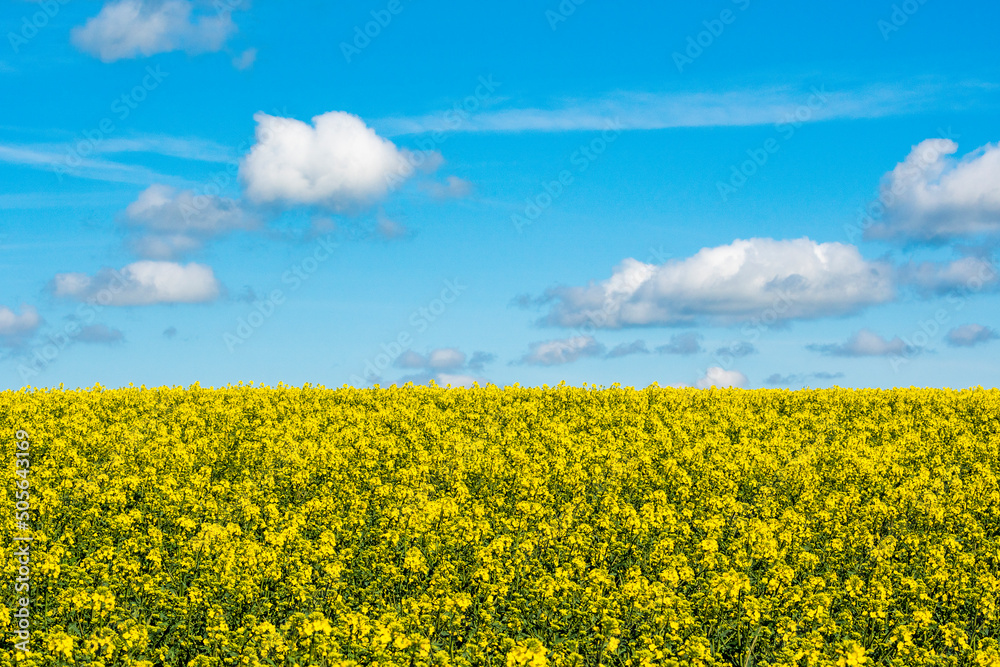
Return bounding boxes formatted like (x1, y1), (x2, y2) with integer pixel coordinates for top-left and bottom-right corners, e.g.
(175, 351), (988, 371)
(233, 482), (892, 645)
(1, 382), (999, 666)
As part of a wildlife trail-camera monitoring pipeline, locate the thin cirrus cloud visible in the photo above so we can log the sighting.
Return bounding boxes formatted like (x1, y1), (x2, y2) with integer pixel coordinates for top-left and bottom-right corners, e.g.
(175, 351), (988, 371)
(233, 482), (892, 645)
(864, 139), (1000, 243)
(373, 80), (986, 135)
(806, 329), (917, 357)
(946, 324), (999, 348)
(122, 184), (258, 259)
(239, 111), (437, 212)
(514, 335), (604, 366)
(71, 0), (240, 63)
(50, 261), (222, 306)
(532, 237), (895, 329)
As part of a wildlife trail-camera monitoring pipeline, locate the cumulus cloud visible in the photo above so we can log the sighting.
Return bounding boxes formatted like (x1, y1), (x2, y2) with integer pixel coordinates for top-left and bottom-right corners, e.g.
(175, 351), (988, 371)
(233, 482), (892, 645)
(123, 184), (257, 258)
(806, 329), (917, 357)
(865, 139), (1000, 243)
(605, 340), (649, 358)
(695, 367), (748, 389)
(51, 261), (221, 306)
(515, 335), (604, 366)
(765, 371), (845, 386)
(0, 305), (41, 341)
(240, 111), (433, 210)
(946, 323), (999, 347)
(536, 238), (895, 329)
(655, 332), (703, 355)
(394, 347), (466, 371)
(71, 0), (239, 62)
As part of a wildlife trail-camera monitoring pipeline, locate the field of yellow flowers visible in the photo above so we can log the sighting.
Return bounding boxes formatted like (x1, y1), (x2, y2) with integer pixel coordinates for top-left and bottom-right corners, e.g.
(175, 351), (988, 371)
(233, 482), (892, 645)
(1, 383), (999, 666)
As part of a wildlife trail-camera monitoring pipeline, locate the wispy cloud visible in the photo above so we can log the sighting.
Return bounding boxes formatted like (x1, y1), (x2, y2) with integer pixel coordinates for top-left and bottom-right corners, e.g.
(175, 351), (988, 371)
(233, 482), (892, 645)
(373, 79), (990, 135)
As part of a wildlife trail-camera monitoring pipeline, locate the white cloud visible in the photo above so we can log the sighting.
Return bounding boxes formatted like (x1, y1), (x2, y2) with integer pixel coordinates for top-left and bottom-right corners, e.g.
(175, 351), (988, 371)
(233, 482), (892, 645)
(807, 329), (916, 357)
(123, 184), (257, 258)
(51, 261), (221, 306)
(71, 0), (237, 62)
(865, 139), (1000, 243)
(373, 80), (984, 135)
(539, 237), (895, 328)
(946, 324), (999, 348)
(240, 111), (429, 210)
(0, 305), (41, 338)
(516, 335), (604, 366)
(695, 367), (748, 389)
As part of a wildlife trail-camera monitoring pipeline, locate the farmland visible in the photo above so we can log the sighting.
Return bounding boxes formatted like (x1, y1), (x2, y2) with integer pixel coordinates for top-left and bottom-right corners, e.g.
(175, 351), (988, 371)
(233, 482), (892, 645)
(2, 384), (999, 666)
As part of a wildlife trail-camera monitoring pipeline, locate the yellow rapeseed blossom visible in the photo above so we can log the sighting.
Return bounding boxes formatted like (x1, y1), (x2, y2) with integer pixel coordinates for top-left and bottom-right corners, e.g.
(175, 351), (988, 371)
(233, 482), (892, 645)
(0, 383), (997, 665)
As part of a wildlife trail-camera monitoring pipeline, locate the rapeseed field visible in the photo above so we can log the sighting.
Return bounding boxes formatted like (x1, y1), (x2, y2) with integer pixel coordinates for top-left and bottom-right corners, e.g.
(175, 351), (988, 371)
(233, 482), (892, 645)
(1, 383), (998, 666)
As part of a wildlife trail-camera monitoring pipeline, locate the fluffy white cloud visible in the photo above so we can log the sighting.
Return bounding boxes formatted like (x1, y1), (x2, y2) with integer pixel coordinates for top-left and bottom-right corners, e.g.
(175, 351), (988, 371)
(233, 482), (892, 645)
(0, 305), (41, 338)
(71, 0), (238, 62)
(865, 139), (1000, 242)
(695, 367), (748, 389)
(123, 184), (257, 258)
(807, 329), (915, 357)
(516, 336), (604, 366)
(51, 261), (221, 306)
(946, 323), (999, 347)
(240, 111), (430, 210)
(539, 237), (894, 328)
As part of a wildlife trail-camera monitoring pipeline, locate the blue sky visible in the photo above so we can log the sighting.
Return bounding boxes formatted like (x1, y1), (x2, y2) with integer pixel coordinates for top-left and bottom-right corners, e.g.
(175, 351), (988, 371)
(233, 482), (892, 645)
(2, 0), (999, 391)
